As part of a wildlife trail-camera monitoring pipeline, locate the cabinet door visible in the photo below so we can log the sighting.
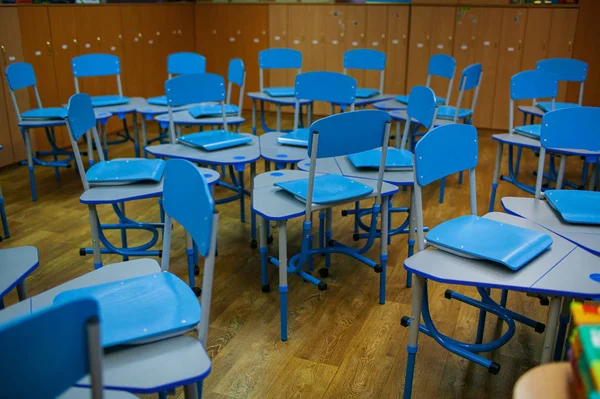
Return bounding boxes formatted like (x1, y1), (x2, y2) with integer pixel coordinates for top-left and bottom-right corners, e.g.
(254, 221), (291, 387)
(429, 7), (455, 103)
(384, 6), (409, 95)
(121, 6), (147, 98)
(0, 7), (30, 162)
(48, 7), (80, 106)
(364, 6), (388, 91)
(321, 5), (347, 115)
(344, 6), (367, 88)
(406, 7), (434, 94)
(548, 9), (579, 102)
(521, 9), (551, 70)
(267, 5), (290, 92)
(491, 8), (527, 130)
(0, 73), (15, 167)
(195, 4), (219, 73)
(452, 7), (479, 106)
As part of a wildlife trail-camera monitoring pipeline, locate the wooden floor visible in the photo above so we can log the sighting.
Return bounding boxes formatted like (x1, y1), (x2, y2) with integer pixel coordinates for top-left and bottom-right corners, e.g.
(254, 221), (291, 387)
(0, 111), (579, 398)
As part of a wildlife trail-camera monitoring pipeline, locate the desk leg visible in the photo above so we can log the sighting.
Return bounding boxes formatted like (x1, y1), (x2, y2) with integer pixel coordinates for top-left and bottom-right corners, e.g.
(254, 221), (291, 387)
(132, 113), (140, 158)
(259, 215), (269, 292)
(88, 205), (103, 269)
(250, 162), (257, 247)
(395, 122), (401, 149)
(23, 128), (37, 201)
(279, 220), (288, 341)
(141, 117), (148, 158)
(489, 142), (503, 212)
(16, 281), (28, 301)
(554, 297), (572, 361)
(276, 104), (282, 133)
(0, 184), (9, 238)
(589, 162), (598, 191)
(252, 99), (257, 135)
(183, 382), (198, 399)
(404, 275), (425, 399)
(406, 189), (415, 288)
(86, 130), (95, 166)
(307, 103), (313, 126)
(239, 168), (246, 223)
(101, 123), (108, 160)
(380, 197), (389, 305)
(541, 296), (562, 364)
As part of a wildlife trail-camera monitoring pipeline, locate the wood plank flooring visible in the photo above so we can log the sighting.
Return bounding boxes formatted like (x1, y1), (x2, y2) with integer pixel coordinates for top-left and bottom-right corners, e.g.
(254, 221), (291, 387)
(0, 111), (583, 398)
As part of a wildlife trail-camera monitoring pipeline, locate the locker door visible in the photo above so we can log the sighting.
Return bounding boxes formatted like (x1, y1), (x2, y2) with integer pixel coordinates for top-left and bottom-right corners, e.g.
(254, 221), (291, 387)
(491, 8), (527, 130)
(0, 7), (30, 162)
(322, 5), (347, 115)
(384, 5), (409, 95)
(344, 6), (367, 88)
(142, 6), (168, 99)
(428, 7), (455, 103)
(195, 4), (219, 73)
(267, 5), (289, 111)
(406, 6), (433, 93)
(548, 9), (579, 102)
(121, 6), (147, 98)
(364, 6), (388, 91)
(452, 7), (479, 107)
(288, 4), (309, 85)
(0, 76), (15, 166)
(521, 9), (551, 71)
(49, 7), (81, 106)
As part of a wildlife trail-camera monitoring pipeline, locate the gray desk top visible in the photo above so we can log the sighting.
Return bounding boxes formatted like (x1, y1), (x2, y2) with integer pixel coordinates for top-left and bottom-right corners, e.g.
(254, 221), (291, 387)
(388, 110), (454, 127)
(134, 99), (193, 117)
(297, 155), (414, 186)
(252, 169), (398, 221)
(146, 135), (260, 166)
(0, 246), (39, 298)
(354, 93), (394, 107)
(80, 180), (164, 205)
(259, 132), (308, 163)
(247, 92), (312, 105)
(60, 387), (137, 398)
(518, 105), (545, 118)
(18, 111), (112, 128)
(502, 197), (600, 256)
(492, 133), (541, 150)
(154, 110), (245, 126)
(405, 212), (600, 298)
(92, 97), (145, 115)
(373, 98), (405, 111)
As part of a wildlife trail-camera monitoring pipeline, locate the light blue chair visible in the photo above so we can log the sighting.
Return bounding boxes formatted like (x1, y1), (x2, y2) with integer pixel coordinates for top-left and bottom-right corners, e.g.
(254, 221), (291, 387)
(535, 58), (588, 112)
(343, 48), (386, 99)
(395, 54), (456, 106)
(259, 48), (302, 97)
(489, 70), (559, 211)
(147, 52), (207, 106)
(435, 63), (482, 123)
(0, 298), (135, 398)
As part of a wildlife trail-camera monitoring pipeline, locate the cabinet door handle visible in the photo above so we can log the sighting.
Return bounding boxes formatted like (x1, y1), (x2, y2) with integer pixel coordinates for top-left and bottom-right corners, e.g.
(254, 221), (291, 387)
(568, 40), (573, 53)
(47, 41), (53, 56)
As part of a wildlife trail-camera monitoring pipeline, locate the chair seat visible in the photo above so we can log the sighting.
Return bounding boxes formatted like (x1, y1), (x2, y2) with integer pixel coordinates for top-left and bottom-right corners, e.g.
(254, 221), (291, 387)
(514, 124), (541, 139)
(395, 94), (446, 105)
(356, 88), (379, 99)
(54, 272), (200, 348)
(537, 101), (579, 113)
(545, 190), (600, 225)
(275, 174), (374, 204)
(178, 130), (252, 151)
(348, 147), (413, 171)
(0, 246), (39, 298)
(92, 95), (131, 107)
(426, 215), (553, 271)
(436, 105), (472, 120)
(264, 87), (295, 97)
(189, 104), (239, 118)
(277, 128), (309, 147)
(60, 387), (137, 398)
(146, 96), (168, 106)
(86, 159), (165, 186)
(21, 107), (67, 120)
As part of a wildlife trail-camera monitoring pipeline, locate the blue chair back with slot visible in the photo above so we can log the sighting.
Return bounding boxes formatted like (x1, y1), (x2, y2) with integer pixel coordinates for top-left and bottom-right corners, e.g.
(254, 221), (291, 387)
(460, 63), (482, 91)
(163, 159), (215, 257)
(541, 107), (600, 152)
(295, 71), (356, 106)
(72, 54), (121, 77)
(165, 73), (226, 107)
(415, 124), (478, 186)
(510, 70), (559, 101)
(67, 93), (97, 141)
(259, 48), (302, 69)
(343, 49), (386, 71)
(5, 62), (36, 91)
(0, 299), (100, 398)
(308, 109), (391, 159)
(536, 58), (588, 83)
(167, 52), (206, 76)
(228, 58), (245, 87)
(407, 86), (436, 129)
(428, 54), (456, 79)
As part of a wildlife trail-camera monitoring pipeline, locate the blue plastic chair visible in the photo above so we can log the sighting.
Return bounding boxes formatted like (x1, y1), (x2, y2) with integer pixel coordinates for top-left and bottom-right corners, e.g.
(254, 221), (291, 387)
(536, 58), (588, 112)
(396, 54), (456, 106)
(435, 63), (482, 122)
(343, 49), (386, 99)
(147, 52), (207, 106)
(488, 70), (559, 211)
(0, 298), (136, 398)
(259, 48), (302, 95)
(72, 54), (129, 107)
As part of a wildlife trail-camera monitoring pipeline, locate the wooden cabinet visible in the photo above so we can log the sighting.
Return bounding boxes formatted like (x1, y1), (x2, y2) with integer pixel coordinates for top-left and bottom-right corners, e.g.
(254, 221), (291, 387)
(384, 6), (409, 95)
(0, 72), (15, 167)
(364, 6), (387, 91)
(491, 8), (528, 130)
(548, 9), (578, 102)
(344, 6), (367, 88)
(521, 9), (552, 71)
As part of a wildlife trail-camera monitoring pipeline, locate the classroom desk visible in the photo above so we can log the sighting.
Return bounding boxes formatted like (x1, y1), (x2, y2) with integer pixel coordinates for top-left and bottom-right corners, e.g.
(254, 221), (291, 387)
(259, 132), (308, 167)
(246, 92), (312, 134)
(0, 246), (39, 307)
(373, 98), (406, 111)
(0, 260), (211, 398)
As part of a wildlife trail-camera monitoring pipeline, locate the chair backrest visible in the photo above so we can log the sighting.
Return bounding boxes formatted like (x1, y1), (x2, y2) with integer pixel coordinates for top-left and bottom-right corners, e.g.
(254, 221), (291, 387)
(343, 49), (386, 92)
(413, 124), (479, 250)
(227, 58), (246, 117)
(161, 159), (218, 346)
(535, 107), (600, 197)
(167, 52), (206, 78)
(0, 298), (104, 399)
(454, 63), (483, 121)
(259, 48), (302, 91)
(293, 71), (356, 132)
(72, 54), (123, 96)
(165, 73), (228, 140)
(400, 86), (437, 150)
(509, 70), (558, 134)
(5, 62), (44, 118)
(427, 54), (456, 104)
(536, 58), (588, 106)
(305, 109), (391, 219)
(65, 93), (105, 190)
